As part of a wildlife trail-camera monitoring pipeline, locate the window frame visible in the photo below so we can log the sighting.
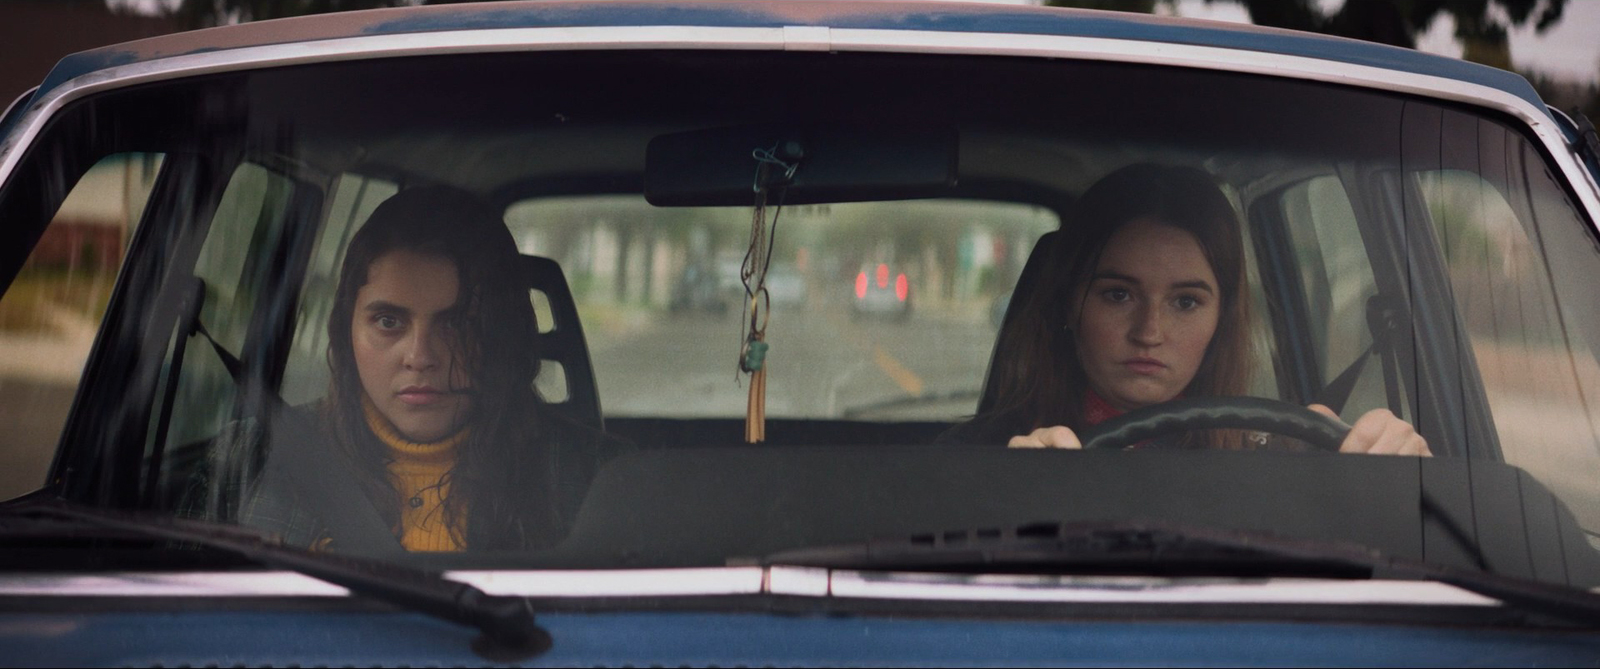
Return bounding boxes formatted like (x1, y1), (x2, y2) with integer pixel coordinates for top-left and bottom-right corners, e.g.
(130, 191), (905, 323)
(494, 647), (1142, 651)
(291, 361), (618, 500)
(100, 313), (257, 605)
(1240, 153), (1499, 460)
(139, 157), (329, 510)
(54, 149), (237, 506)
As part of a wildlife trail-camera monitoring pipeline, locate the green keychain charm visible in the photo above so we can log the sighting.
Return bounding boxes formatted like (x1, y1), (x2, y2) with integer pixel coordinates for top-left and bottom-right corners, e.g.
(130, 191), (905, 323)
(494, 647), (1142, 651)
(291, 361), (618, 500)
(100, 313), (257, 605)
(742, 337), (769, 372)
(743, 333), (769, 443)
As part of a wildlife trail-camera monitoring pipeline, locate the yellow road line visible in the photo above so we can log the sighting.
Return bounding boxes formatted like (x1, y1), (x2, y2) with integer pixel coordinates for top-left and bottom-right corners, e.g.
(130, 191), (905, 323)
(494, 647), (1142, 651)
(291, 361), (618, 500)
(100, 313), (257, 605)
(873, 345), (925, 397)
(819, 307), (928, 398)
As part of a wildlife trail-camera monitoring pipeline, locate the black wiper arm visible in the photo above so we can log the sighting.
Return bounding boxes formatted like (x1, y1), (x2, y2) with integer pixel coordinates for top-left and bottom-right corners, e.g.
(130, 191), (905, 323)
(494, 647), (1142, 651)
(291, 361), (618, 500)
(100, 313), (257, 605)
(766, 519), (1600, 626)
(1, 501), (550, 661)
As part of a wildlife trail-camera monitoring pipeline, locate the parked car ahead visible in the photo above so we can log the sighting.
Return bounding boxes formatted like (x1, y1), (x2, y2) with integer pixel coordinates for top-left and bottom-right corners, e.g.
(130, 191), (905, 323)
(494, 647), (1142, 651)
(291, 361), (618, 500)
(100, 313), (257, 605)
(852, 262), (912, 320)
(4, 1), (1600, 665)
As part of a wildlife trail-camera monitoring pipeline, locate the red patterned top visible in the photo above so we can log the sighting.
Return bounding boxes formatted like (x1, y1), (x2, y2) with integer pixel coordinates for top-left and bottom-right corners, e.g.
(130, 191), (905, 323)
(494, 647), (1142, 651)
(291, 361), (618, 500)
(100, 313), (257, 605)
(1084, 389), (1164, 450)
(1083, 389), (1123, 427)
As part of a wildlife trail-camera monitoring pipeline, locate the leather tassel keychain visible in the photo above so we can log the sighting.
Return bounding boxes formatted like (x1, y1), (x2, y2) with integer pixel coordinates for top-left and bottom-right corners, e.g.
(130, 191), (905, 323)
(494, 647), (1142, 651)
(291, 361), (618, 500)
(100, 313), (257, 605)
(743, 328), (768, 443)
(739, 142), (796, 444)
(739, 204), (773, 443)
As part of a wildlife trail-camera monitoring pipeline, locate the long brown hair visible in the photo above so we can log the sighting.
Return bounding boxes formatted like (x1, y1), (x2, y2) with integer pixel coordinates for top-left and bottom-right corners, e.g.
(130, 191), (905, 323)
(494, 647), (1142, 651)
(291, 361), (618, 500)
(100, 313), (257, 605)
(987, 164), (1254, 449)
(323, 186), (558, 548)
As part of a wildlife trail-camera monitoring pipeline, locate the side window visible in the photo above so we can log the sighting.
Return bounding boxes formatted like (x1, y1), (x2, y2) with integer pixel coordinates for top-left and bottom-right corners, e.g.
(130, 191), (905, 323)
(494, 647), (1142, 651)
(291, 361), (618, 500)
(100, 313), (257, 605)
(146, 161), (296, 501)
(280, 173), (397, 405)
(1422, 151), (1600, 534)
(0, 152), (162, 499)
(194, 164), (294, 351)
(1276, 175), (1400, 422)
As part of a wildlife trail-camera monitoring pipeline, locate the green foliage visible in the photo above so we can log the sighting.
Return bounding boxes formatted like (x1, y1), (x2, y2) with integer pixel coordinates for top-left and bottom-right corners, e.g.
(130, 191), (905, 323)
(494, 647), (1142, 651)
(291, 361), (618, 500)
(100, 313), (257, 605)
(1045, 0), (1166, 11)
(172, 0), (399, 28)
(1046, 0), (1566, 70)
(1524, 69), (1600, 121)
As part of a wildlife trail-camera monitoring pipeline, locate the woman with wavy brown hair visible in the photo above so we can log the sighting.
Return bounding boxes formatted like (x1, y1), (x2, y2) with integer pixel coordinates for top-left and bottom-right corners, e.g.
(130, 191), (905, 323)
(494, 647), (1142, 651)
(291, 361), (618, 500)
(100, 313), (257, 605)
(236, 187), (629, 552)
(944, 164), (1428, 455)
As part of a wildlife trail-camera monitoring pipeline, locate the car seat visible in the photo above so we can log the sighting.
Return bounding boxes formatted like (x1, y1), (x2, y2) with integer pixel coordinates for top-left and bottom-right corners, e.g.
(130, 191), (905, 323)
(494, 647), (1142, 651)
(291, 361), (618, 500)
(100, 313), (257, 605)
(977, 231), (1056, 415)
(520, 254), (604, 431)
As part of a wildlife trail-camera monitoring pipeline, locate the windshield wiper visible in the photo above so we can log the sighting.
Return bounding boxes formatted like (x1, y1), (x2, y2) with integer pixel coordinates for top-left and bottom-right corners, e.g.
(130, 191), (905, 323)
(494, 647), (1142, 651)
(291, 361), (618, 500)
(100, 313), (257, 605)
(0, 500), (551, 662)
(765, 519), (1600, 626)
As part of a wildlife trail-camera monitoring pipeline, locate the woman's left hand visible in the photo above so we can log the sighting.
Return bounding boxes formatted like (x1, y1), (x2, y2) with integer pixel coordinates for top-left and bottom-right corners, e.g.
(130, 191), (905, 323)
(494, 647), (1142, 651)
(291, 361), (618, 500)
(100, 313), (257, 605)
(1308, 404), (1432, 456)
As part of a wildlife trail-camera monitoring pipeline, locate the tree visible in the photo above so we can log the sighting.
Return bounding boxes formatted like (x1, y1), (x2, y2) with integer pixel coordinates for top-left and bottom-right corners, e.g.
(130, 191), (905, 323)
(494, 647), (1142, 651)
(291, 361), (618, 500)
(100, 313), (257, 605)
(1048, 0), (1567, 72)
(168, 0), (463, 28)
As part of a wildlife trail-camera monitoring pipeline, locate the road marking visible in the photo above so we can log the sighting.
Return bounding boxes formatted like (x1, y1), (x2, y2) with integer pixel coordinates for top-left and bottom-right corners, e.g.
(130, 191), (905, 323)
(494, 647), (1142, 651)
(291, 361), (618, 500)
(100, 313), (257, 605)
(820, 307), (929, 399)
(873, 345), (925, 397)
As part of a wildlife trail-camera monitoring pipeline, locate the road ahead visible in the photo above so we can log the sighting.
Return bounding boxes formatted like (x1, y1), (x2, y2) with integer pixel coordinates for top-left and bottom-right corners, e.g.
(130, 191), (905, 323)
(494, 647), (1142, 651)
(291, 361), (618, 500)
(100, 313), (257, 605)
(585, 299), (1001, 422)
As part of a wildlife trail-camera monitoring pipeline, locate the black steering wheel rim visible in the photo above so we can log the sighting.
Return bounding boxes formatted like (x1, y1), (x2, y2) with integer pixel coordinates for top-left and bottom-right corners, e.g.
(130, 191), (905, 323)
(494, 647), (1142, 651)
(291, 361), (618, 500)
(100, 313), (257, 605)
(1076, 396), (1351, 452)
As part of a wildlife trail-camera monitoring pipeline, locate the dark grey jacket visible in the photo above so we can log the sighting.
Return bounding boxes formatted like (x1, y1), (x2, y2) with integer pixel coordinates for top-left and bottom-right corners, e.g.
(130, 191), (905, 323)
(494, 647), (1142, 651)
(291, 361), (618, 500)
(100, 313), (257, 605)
(187, 403), (632, 555)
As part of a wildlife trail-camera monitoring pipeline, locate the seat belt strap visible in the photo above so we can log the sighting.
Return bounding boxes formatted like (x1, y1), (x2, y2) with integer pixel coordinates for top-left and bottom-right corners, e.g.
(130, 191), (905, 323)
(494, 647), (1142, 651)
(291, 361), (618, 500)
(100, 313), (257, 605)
(1316, 340), (1376, 415)
(1315, 295), (1404, 417)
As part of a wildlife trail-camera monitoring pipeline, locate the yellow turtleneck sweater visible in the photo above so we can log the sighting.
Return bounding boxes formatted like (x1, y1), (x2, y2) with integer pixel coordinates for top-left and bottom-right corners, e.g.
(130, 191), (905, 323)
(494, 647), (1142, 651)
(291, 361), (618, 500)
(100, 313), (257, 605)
(363, 399), (469, 552)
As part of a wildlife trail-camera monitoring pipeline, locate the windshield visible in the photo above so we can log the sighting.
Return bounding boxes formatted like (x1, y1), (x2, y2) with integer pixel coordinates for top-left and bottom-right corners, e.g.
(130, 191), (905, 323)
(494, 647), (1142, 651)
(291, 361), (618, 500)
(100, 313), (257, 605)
(4, 50), (1600, 584)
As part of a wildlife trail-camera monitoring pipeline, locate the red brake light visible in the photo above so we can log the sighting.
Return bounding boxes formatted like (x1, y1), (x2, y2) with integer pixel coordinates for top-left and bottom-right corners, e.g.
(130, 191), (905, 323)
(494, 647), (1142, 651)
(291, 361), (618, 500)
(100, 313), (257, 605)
(855, 271), (868, 299)
(895, 274), (908, 301)
(876, 263), (889, 288)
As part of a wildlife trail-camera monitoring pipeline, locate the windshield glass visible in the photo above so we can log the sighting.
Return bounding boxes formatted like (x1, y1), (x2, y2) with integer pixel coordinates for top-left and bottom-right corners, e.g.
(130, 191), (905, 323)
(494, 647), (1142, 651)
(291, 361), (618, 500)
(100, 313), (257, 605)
(5, 50), (1600, 583)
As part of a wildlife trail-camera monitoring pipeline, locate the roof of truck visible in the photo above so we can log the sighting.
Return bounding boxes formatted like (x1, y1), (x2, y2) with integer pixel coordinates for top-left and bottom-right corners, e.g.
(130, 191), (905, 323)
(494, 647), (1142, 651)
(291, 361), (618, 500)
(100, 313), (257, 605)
(35, 1), (1546, 112)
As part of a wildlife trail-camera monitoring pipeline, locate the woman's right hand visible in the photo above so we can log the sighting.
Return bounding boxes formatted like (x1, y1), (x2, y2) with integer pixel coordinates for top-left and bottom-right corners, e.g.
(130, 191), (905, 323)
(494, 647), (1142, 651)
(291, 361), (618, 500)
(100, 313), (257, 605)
(1008, 426), (1083, 449)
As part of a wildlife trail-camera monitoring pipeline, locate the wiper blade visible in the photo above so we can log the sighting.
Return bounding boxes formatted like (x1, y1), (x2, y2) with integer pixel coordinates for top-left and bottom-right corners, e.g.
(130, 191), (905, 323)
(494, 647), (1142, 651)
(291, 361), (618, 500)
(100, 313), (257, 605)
(0, 501), (550, 661)
(766, 519), (1600, 626)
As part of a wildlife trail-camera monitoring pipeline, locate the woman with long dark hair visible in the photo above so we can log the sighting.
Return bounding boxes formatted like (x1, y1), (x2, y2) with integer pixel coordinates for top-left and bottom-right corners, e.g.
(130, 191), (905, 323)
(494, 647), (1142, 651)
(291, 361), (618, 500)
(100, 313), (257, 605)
(945, 164), (1429, 455)
(236, 187), (629, 552)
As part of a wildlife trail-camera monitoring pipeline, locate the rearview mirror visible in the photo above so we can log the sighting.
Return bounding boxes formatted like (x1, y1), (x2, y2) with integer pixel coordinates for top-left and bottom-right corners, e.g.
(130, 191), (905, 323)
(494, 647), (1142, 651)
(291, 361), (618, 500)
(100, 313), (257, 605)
(644, 124), (958, 206)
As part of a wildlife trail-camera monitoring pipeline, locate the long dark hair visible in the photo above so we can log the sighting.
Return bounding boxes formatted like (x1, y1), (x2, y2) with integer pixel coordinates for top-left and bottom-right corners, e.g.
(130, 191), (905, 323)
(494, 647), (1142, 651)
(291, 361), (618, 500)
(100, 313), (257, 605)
(987, 164), (1254, 449)
(323, 186), (557, 548)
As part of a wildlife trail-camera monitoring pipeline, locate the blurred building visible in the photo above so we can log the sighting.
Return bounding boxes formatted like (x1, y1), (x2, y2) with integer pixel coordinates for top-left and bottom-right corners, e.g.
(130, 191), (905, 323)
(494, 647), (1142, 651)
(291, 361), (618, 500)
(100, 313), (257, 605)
(1, 0), (179, 105)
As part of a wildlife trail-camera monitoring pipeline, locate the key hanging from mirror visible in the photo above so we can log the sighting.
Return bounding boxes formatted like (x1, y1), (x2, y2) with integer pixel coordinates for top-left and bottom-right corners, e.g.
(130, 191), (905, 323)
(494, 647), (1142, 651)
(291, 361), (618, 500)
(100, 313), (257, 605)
(739, 143), (798, 443)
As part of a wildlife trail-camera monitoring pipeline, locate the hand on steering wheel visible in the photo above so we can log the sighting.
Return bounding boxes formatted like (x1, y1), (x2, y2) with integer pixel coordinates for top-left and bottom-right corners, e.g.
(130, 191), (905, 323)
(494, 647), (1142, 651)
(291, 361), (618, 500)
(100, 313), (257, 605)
(1307, 404), (1431, 456)
(1008, 397), (1429, 454)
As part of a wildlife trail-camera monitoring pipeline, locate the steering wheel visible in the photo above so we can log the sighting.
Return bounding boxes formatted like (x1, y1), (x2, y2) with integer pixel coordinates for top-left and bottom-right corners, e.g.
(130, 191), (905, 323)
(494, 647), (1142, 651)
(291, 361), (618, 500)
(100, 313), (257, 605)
(1076, 397), (1351, 452)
